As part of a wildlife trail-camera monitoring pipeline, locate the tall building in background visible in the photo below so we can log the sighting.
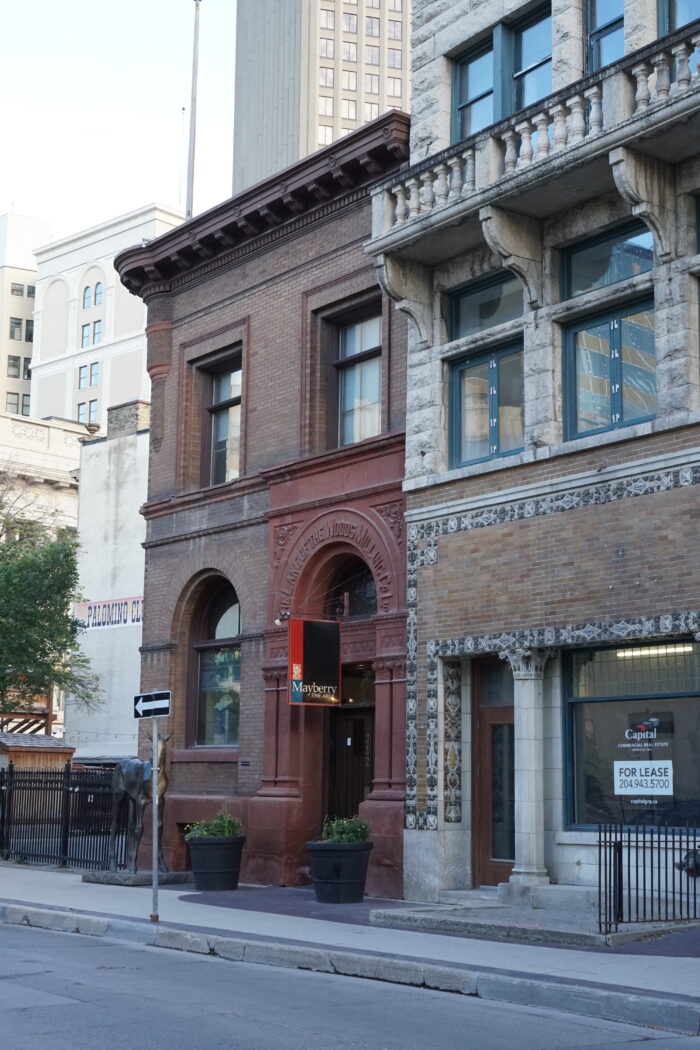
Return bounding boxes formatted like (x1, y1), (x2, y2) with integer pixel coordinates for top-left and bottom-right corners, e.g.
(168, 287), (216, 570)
(0, 214), (52, 419)
(30, 205), (182, 430)
(233, 0), (410, 192)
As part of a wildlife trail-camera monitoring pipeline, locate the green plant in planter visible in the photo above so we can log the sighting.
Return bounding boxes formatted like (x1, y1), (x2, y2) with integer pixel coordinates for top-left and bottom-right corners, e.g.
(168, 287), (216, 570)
(320, 815), (370, 843)
(185, 810), (243, 840)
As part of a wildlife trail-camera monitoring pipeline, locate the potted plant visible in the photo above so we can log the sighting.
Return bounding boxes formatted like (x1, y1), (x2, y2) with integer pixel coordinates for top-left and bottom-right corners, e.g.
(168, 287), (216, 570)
(185, 810), (245, 891)
(305, 816), (373, 903)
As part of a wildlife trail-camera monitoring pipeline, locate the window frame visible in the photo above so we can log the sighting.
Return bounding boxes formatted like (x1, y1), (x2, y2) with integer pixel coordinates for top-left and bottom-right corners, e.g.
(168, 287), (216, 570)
(24, 319), (33, 343)
(9, 317), (22, 341)
(562, 220), (655, 300)
(563, 642), (700, 829)
(201, 353), (243, 488)
(78, 365), (88, 390)
(335, 315), (383, 448)
(563, 297), (656, 441)
(659, 0), (700, 33)
(5, 392), (19, 414)
(586, 0), (624, 72)
(7, 356), (20, 379)
(452, 5), (551, 143)
(449, 341), (525, 468)
(188, 581), (242, 750)
(21, 393), (30, 417)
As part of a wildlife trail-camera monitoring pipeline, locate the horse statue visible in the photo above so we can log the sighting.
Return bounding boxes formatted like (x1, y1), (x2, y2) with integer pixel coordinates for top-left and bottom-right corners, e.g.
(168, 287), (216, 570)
(107, 733), (170, 873)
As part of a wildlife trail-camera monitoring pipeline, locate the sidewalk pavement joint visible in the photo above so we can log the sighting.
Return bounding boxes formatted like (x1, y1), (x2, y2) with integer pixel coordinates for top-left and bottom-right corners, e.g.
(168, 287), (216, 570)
(1, 901), (699, 1037)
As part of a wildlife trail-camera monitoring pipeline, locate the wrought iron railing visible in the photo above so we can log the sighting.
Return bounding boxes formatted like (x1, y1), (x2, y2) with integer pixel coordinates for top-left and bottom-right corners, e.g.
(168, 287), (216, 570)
(599, 822), (699, 934)
(0, 762), (128, 870)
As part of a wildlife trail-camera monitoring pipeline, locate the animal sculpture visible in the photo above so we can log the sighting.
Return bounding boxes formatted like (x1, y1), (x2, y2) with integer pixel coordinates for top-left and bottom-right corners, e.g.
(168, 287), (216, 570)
(107, 734), (170, 873)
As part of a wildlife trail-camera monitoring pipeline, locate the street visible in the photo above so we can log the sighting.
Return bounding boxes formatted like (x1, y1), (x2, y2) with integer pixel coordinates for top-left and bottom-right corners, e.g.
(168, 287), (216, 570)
(1, 925), (697, 1050)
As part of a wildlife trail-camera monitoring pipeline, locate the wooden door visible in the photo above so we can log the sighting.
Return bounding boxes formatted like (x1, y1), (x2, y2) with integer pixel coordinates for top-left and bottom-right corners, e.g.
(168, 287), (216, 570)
(327, 706), (374, 819)
(472, 657), (515, 886)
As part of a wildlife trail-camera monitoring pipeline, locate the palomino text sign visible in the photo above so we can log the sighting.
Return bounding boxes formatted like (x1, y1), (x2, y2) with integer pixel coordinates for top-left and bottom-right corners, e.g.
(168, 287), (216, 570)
(288, 618), (341, 706)
(74, 597), (143, 630)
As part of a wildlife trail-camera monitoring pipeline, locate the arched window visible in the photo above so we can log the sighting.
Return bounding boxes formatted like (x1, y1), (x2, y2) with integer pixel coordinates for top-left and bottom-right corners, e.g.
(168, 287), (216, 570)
(323, 556), (377, 619)
(94, 281), (103, 306)
(194, 583), (241, 746)
(82, 286), (91, 309)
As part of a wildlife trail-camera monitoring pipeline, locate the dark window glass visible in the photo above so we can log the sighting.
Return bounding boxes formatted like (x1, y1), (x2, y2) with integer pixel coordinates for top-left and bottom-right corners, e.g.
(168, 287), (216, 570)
(195, 586), (241, 747)
(21, 394), (30, 416)
(568, 303), (655, 438)
(452, 345), (524, 465)
(568, 643), (700, 826)
(452, 275), (523, 338)
(25, 320), (33, 343)
(566, 224), (654, 296)
(324, 556), (377, 619)
(23, 358), (31, 381)
(491, 724), (515, 859)
(514, 12), (552, 109)
(209, 367), (242, 485)
(456, 46), (494, 138)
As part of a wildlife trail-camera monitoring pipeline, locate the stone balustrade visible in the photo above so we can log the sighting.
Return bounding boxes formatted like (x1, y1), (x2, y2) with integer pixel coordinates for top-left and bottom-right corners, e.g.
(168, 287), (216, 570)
(373, 22), (700, 239)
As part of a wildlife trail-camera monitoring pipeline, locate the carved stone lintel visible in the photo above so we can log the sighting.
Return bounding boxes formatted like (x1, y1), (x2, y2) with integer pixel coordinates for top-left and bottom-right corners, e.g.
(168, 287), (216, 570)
(609, 146), (676, 262)
(479, 205), (543, 309)
(499, 647), (555, 678)
(373, 253), (432, 348)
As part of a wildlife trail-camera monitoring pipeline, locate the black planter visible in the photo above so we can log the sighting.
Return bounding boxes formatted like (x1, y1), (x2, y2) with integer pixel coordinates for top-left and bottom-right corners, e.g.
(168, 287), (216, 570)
(305, 840), (373, 903)
(188, 835), (246, 891)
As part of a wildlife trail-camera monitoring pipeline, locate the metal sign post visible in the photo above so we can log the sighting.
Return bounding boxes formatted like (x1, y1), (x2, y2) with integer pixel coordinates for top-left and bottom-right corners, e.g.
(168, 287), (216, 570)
(133, 691), (171, 923)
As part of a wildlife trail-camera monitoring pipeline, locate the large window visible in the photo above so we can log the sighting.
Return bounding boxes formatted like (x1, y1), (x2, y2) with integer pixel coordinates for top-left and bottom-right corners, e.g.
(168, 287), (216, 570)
(567, 643), (700, 827)
(587, 0), (624, 71)
(564, 222), (654, 298)
(194, 585), (241, 747)
(565, 301), (656, 439)
(664, 0), (700, 31)
(451, 273), (523, 338)
(336, 315), (382, 446)
(7, 356), (20, 379)
(450, 344), (524, 466)
(9, 318), (22, 341)
(207, 364), (242, 485)
(5, 393), (19, 414)
(453, 7), (551, 140)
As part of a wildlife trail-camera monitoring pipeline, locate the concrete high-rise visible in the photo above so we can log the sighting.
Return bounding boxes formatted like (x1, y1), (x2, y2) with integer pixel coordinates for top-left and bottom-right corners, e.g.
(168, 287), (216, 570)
(233, 0), (410, 192)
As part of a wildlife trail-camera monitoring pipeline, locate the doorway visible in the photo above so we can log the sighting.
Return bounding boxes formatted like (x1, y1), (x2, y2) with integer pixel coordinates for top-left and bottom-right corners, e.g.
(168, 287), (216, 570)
(326, 664), (375, 819)
(472, 657), (515, 886)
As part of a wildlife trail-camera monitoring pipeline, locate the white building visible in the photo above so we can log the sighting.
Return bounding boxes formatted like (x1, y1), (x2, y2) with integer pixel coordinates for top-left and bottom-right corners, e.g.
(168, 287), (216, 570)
(233, 0), (411, 192)
(66, 401), (150, 761)
(30, 205), (182, 431)
(0, 214), (51, 419)
(0, 410), (84, 735)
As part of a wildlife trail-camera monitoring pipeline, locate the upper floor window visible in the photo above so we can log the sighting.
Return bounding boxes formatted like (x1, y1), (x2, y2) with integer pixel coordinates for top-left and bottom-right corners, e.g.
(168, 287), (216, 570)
(341, 98), (357, 120)
(77, 402), (87, 424)
(89, 399), (98, 424)
(90, 362), (99, 386)
(387, 76), (402, 97)
(343, 12), (358, 32)
(337, 315), (382, 446)
(208, 364), (242, 485)
(365, 73), (379, 93)
(21, 393), (30, 417)
(454, 7), (551, 141)
(81, 324), (90, 349)
(366, 16), (379, 36)
(343, 41), (357, 61)
(5, 392), (19, 414)
(78, 364), (88, 389)
(564, 300), (656, 440)
(320, 38), (335, 58)
(93, 320), (103, 344)
(94, 282), (103, 306)
(7, 356), (20, 379)
(342, 70), (357, 90)
(10, 283), (24, 296)
(319, 95), (334, 116)
(666, 0), (700, 30)
(320, 67), (334, 87)
(450, 343), (524, 466)
(23, 358), (31, 381)
(388, 20), (402, 39)
(388, 0), (402, 8)
(9, 318), (22, 341)
(82, 286), (92, 309)
(387, 48), (402, 68)
(564, 222), (654, 297)
(366, 44), (380, 65)
(320, 9), (335, 29)
(451, 273), (524, 339)
(26, 286), (35, 299)
(587, 0), (624, 71)
(25, 320), (33, 343)
(194, 584), (241, 747)
(319, 124), (334, 145)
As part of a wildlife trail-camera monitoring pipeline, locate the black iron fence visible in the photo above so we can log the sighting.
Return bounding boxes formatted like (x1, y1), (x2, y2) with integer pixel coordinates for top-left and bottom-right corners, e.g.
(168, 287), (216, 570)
(0, 763), (128, 870)
(599, 823), (699, 934)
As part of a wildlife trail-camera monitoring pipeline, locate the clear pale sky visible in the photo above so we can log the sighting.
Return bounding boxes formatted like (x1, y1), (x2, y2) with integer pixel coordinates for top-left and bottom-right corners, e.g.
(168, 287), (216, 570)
(0, 0), (237, 240)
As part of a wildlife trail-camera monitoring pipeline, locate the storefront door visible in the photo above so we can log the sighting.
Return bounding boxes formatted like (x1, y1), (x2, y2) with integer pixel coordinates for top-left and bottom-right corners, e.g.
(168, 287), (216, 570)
(472, 657), (515, 886)
(326, 664), (375, 820)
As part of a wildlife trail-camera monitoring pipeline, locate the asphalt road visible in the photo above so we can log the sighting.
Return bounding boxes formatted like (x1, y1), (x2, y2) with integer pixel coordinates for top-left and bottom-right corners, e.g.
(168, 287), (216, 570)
(2, 925), (699, 1050)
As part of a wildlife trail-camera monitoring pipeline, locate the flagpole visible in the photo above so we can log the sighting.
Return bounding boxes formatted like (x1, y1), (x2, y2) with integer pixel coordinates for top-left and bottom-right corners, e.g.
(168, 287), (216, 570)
(185, 0), (202, 220)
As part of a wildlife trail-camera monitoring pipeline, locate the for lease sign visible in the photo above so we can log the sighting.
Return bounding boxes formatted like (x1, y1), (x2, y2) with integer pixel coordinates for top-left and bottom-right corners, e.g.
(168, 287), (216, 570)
(613, 760), (674, 795)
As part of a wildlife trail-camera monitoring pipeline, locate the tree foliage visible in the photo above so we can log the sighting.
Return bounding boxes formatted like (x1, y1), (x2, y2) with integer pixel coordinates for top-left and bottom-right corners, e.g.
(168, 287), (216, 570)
(0, 474), (100, 713)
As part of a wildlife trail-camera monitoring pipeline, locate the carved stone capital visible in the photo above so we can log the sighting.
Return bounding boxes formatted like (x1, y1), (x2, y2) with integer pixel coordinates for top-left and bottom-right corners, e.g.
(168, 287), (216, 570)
(610, 146), (676, 262)
(479, 205), (543, 309)
(499, 647), (555, 678)
(373, 254), (432, 348)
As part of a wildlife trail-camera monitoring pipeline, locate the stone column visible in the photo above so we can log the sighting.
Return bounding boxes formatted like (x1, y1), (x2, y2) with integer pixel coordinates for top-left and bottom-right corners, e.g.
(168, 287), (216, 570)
(501, 648), (555, 886)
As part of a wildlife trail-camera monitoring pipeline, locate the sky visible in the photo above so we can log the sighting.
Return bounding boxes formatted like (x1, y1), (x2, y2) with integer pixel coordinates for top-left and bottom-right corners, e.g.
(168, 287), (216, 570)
(0, 0), (237, 241)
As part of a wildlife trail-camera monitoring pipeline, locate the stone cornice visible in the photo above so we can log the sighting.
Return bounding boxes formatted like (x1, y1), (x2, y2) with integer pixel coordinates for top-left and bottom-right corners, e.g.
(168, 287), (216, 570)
(115, 113), (410, 299)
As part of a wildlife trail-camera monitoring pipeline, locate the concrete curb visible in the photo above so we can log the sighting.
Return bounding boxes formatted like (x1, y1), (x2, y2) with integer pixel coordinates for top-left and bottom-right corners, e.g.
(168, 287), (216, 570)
(1, 902), (699, 1036)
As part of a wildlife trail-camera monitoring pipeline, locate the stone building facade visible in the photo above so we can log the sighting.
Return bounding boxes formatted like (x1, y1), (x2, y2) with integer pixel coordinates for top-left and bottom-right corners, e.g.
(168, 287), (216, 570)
(367, 2), (700, 899)
(116, 114), (410, 896)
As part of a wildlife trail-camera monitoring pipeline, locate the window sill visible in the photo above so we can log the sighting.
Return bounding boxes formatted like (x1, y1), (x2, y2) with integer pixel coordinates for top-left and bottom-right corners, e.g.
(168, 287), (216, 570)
(555, 830), (598, 845)
(172, 748), (239, 763)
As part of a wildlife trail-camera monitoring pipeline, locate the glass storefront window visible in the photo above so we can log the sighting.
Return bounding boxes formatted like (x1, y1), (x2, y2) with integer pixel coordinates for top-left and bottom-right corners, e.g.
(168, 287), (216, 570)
(197, 646), (240, 747)
(568, 644), (700, 826)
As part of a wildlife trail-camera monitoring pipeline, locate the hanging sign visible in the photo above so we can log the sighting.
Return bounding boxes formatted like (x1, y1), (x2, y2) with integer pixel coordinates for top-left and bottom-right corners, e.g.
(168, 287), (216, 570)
(288, 618), (341, 706)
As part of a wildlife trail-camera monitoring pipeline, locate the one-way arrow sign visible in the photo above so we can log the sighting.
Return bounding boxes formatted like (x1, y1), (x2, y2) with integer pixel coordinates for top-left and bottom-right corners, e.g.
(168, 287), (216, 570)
(133, 691), (171, 719)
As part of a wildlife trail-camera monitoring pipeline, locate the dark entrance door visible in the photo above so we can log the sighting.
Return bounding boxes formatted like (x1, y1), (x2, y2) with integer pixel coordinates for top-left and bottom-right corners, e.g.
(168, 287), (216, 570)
(326, 664), (375, 819)
(472, 657), (515, 886)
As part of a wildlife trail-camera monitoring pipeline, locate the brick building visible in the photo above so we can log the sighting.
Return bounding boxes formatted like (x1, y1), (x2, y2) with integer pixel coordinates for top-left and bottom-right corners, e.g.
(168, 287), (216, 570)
(367, 3), (700, 899)
(115, 114), (410, 897)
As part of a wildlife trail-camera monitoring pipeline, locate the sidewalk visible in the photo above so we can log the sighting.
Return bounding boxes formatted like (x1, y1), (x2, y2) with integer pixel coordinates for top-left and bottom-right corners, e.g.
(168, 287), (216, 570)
(1, 863), (699, 1036)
